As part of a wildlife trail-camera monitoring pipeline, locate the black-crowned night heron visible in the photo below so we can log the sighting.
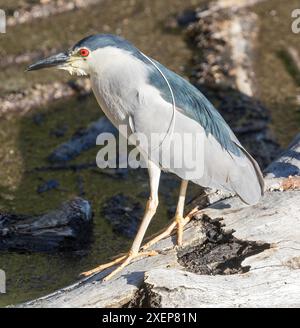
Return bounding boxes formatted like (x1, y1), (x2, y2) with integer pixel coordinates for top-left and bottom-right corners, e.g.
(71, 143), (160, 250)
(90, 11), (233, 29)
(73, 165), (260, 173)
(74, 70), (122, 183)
(28, 34), (264, 281)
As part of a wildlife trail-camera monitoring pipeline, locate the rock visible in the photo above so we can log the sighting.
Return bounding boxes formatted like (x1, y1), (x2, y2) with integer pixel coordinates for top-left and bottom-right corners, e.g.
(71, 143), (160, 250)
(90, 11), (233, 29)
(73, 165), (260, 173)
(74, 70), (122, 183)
(102, 193), (143, 238)
(165, 10), (198, 30)
(0, 198), (93, 252)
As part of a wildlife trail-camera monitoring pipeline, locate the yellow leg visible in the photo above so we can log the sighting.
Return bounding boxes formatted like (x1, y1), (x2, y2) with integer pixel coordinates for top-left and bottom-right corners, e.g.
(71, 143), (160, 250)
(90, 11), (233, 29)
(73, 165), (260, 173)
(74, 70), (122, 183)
(174, 180), (188, 245)
(175, 215), (184, 246)
(102, 250), (157, 281)
(80, 250), (158, 279)
(142, 180), (195, 250)
(80, 160), (161, 281)
(80, 255), (127, 277)
(141, 215), (192, 251)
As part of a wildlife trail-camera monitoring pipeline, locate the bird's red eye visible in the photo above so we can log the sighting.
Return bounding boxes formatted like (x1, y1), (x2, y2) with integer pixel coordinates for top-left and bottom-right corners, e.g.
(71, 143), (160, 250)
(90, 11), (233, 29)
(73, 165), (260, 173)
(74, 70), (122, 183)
(79, 48), (89, 57)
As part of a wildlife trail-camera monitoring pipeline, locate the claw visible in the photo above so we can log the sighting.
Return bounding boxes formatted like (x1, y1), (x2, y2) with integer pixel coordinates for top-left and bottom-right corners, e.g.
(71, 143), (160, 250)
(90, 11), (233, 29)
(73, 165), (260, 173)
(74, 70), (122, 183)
(80, 255), (127, 278)
(80, 207), (198, 281)
(80, 250), (158, 281)
(141, 209), (197, 251)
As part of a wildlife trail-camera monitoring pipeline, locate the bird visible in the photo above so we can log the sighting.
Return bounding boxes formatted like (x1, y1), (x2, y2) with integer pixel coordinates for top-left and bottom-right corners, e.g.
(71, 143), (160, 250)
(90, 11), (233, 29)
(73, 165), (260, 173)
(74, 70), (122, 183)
(27, 34), (264, 281)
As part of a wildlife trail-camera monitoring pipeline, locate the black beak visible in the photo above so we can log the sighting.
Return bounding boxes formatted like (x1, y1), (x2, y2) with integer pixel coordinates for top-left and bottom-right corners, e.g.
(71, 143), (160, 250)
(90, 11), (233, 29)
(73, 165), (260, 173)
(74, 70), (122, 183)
(27, 52), (69, 71)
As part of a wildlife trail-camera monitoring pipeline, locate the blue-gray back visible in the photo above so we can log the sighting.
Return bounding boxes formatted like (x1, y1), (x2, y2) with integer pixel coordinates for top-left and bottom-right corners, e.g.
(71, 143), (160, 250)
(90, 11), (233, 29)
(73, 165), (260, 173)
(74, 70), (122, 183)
(146, 60), (242, 156)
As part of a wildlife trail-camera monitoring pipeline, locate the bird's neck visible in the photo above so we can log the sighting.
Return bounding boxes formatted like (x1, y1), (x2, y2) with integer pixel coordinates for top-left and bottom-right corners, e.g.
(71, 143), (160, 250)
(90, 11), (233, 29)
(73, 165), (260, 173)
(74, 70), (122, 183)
(90, 47), (149, 125)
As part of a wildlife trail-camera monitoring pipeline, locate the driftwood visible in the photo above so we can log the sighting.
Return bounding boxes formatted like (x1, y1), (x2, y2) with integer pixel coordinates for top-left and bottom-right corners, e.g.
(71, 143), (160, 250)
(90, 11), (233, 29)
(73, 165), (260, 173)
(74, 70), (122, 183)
(265, 134), (300, 178)
(0, 198), (92, 252)
(15, 132), (300, 308)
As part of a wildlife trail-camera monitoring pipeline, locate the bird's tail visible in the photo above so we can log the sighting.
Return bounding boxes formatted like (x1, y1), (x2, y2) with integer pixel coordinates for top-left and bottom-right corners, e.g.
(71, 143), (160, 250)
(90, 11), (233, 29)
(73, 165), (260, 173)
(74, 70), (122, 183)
(230, 143), (264, 205)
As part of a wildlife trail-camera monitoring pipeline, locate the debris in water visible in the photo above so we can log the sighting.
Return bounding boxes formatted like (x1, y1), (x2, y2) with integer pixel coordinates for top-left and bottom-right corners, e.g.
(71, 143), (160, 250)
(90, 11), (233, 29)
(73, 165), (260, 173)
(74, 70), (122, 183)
(102, 193), (143, 238)
(0, 198), (93, 252)
(36, 179), (60, 193)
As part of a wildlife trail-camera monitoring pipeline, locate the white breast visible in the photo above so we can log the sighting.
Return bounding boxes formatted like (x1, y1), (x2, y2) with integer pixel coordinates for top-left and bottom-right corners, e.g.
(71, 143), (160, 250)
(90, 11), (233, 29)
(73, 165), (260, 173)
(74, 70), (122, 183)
(90, 47), (150, 129)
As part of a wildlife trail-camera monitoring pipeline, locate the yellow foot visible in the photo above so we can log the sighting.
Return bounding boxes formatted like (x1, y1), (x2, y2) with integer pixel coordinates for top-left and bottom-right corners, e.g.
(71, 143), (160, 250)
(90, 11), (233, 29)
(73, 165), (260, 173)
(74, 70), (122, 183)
(141, 207), (198, 251)
(80, 250), (158, 281)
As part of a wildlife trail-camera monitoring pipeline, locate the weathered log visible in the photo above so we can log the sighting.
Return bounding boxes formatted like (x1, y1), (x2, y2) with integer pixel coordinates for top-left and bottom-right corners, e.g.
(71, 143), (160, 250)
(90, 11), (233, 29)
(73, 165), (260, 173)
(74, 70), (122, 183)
(264, 133), (300, 178)
(0, 198), (92, 253)
(15, 131), (300, 308)
(141, 190), (299, 308)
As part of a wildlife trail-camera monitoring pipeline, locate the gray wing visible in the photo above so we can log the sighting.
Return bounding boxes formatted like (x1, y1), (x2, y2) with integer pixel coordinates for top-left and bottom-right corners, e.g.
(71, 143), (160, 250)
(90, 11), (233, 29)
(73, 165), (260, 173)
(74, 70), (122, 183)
(133, 58), (264, 205)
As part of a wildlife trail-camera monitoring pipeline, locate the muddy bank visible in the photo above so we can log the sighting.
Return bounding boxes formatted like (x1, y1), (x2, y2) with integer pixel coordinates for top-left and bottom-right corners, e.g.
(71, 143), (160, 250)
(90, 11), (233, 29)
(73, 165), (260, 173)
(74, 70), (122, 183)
(0, 80), (90, 119)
